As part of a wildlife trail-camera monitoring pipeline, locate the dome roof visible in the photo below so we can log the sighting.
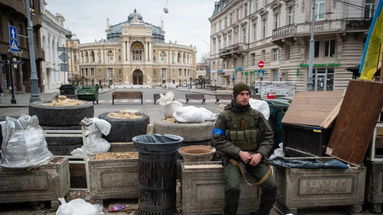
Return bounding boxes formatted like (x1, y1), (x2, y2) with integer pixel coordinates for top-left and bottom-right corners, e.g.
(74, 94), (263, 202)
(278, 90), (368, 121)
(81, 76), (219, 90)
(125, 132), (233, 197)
(128, 9), (143, 22)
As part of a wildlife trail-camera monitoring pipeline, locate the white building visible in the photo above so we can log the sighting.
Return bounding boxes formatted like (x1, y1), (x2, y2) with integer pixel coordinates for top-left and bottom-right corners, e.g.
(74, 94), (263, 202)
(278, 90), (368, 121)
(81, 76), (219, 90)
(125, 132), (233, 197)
(210, 0), (375, 91)
(40, 1), (71, 92)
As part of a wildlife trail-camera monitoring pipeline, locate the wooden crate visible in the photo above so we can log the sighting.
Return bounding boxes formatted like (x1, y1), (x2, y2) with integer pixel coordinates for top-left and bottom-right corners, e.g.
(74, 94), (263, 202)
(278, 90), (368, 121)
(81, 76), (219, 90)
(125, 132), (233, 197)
(0, 157), (70, 207)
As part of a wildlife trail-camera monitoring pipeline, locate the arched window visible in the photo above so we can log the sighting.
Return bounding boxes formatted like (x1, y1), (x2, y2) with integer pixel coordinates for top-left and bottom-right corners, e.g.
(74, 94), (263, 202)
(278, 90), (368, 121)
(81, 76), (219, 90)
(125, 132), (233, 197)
(131, 41), (144, 61)
(177, 53), (182, 63)
(107, 50), (113, 61)
(160, 51), (166, 63)
(85, 51), (89, 62)
(90, 51), (95, 62)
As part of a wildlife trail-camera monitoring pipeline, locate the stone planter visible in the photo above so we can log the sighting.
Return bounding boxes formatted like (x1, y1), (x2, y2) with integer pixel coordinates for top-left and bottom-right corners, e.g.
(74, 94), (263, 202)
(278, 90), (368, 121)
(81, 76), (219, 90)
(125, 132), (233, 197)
(181, 162), (260, 215)
(275, 165), (366, 214)
(178, 145), (215, 162)
(0, 157), (70, 208)
(88, 153), (139, 200)
(365, 160), (383, 213)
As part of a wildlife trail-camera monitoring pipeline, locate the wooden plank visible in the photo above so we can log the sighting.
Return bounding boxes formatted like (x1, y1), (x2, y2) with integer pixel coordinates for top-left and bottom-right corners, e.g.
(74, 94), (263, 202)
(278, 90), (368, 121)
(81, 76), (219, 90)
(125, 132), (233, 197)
(326, 80), (383, 166)
(282, 91), (344, 128)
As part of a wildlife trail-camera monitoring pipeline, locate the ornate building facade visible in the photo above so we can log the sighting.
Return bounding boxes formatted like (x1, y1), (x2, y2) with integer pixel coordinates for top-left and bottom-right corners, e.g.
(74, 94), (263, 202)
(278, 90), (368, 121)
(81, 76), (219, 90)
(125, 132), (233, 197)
(40, 1), (71, 91)
(210, 0), (374, 91)
(69, 10), (197, 87)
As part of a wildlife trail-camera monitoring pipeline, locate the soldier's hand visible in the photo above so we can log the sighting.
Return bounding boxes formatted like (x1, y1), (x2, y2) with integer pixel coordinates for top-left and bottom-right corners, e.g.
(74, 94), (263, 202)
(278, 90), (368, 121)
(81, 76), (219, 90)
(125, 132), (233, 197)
(249, 153), (263, 166)
(239, 150), (251, 164)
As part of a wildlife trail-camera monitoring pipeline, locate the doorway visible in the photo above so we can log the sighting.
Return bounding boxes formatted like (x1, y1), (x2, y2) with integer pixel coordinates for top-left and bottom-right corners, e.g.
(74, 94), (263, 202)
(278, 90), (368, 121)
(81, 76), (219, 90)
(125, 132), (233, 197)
(133, 69), (143, 85)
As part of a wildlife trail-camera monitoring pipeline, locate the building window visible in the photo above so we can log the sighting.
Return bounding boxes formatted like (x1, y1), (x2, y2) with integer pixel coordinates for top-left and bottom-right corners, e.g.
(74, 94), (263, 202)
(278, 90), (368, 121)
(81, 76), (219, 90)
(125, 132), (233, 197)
(131, 41), (144, 61)
(314, 41), (320, 58)
(107, 50), (113, 61)
(313, 68), (334, 91)
(244, 3), (248, 16)
(271, 69), (279, 81)
(262, 50), (266, 61)
(252, 22), (257, 41)
(107, 68), (113, 78)
(242, 26), (247, 43)
(325, 40), (335, 57)
(364, 0), (375, 19)
(225, 17), (228, 27)
(288, 6), (294, 25)
(285, 46), (291, 60)
(179, 69), (182, 76)
(251, 53), (256, 66)
(274, 13), (280, 30)
(272, 48), (280, 61)
(315, 0), (325, 21)
(262, 19), (267, 38)
(160, 51), (166, 62)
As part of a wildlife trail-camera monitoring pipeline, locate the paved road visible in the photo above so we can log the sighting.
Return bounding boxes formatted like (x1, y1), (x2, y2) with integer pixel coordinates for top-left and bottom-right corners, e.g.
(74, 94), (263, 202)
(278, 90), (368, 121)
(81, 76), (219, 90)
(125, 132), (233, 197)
(0, 87), (224, 122)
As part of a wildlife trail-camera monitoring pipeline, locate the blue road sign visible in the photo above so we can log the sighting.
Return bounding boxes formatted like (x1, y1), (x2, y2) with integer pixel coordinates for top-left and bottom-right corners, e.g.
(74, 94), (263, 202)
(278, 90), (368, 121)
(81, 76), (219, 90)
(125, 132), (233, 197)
(9, 25), (17, 40)
(10, 39), (19, 52)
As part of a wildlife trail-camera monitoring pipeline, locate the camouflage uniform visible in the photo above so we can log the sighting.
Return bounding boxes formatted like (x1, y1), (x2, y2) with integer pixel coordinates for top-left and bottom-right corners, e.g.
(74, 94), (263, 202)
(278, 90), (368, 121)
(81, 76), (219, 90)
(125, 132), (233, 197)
(212, 101), (277, 215)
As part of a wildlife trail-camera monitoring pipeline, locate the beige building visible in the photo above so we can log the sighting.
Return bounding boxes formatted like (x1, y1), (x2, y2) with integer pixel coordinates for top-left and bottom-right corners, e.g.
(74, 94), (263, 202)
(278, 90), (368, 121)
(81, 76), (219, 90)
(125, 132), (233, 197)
(210, 0), (375, 91)
(68, 10), (196, 87)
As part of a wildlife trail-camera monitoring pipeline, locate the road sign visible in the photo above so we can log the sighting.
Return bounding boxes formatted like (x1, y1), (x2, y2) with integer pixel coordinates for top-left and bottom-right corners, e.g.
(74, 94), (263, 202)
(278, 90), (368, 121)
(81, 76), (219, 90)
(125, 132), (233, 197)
(59, 52), (69, 62)
(9, 39), (19, 52)
(258, 60), (264, 69)
(9, 25), (17, 39)
(258, 70), (265, 77)
(60, 63), (68, 72)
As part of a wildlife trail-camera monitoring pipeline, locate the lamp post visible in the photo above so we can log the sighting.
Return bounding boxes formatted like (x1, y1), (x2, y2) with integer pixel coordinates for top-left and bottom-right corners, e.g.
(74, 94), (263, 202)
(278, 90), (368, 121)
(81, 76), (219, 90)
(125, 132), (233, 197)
(25, 0), (41, 102)
(307, 0), (316, 91)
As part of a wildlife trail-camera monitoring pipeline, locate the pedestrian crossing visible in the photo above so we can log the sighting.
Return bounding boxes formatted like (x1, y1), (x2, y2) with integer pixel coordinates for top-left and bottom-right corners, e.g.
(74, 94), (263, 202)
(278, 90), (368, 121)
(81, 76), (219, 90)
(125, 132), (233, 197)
(97, 99), (232, 104)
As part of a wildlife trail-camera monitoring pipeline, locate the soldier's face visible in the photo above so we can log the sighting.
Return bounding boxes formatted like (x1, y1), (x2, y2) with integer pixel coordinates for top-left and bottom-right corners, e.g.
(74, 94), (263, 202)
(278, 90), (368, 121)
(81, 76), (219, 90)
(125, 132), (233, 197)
(235, 90), (250, 106)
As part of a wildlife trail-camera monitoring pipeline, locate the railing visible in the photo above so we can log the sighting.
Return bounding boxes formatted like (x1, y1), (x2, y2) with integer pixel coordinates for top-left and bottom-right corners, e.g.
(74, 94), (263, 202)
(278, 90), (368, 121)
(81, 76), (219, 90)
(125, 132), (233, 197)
(344, 17), (372, 30)
(272, 24), (296, 40)
(219, 43), (246, 57)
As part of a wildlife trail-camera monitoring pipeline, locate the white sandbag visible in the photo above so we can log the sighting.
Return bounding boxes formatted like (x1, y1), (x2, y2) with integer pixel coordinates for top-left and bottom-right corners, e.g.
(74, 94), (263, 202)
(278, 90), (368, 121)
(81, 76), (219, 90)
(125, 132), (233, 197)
(56, 198), (104, 215)
(173, 106), (217, 123)
(71, 118), (111, 157)
(164, 101), (183, 119)
(249, 98), (270, 120)
(158, 92), (174, 106)
(1, 115), (53, 168)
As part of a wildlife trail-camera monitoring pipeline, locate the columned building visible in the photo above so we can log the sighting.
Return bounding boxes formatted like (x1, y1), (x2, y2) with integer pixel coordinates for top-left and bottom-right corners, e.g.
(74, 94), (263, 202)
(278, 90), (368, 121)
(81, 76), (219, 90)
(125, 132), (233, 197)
(210, 0), (374, 91)
(70, 10), (197, 87)
(40, 1), (71, 91)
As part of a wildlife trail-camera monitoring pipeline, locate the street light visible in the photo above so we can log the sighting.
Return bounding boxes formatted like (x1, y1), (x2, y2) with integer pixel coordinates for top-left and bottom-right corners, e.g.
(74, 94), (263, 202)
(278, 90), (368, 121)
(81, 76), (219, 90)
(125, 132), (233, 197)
(25, 0), (41, 102)
(307, 0), (316, 91)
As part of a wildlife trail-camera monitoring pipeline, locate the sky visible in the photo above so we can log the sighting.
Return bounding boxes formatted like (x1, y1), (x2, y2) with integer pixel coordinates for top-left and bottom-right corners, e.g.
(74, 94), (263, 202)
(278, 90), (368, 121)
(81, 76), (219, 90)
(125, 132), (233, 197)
(45, 0), (217, 62)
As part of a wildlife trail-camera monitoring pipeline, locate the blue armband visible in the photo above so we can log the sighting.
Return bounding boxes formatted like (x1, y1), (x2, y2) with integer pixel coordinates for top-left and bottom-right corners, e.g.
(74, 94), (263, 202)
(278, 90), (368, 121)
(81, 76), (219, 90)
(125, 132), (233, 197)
(212, 128), (225, 136)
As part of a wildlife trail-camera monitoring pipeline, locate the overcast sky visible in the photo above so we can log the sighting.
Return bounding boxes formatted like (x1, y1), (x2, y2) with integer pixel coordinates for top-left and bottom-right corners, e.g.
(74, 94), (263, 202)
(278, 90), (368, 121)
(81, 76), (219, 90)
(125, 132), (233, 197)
(45, 0), (216, 61)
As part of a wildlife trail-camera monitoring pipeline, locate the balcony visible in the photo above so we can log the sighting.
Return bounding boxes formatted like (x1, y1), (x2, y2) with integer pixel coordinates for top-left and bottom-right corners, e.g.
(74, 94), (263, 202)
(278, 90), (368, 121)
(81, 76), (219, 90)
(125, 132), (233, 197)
(218, 43), (247, 58)
(272, 25), (296, 40)
(345, 17), (371, 31)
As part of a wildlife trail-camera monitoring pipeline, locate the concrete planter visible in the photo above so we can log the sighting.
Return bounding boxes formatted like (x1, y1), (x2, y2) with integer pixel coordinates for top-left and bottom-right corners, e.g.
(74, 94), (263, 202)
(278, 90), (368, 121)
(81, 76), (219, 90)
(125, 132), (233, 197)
(365, 160), (383, 213)
(181, 162), (260, 215)
(275, 165), (366, 214)
(0, 157), (70, 207)
(88, 155), (139, 200)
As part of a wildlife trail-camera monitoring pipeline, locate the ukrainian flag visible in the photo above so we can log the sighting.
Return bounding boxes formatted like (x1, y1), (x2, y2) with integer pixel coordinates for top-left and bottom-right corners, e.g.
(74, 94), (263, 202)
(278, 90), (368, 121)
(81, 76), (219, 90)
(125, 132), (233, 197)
(359, 0), (383, 80)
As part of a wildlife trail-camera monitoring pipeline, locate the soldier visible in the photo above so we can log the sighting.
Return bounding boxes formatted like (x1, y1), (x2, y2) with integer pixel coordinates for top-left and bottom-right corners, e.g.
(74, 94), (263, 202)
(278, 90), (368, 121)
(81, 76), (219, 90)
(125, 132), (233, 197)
(212, 82), (277, 215)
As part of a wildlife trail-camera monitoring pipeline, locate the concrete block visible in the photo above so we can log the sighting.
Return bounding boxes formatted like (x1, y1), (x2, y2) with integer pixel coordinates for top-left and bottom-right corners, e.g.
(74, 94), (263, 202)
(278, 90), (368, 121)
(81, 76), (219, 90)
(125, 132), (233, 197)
(181, 162), (260, 215)
(275, 165), (366, 214)
(88, 156), (138, 200)
(365, 160), (383, 213)
(0, 157), (70, 205)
